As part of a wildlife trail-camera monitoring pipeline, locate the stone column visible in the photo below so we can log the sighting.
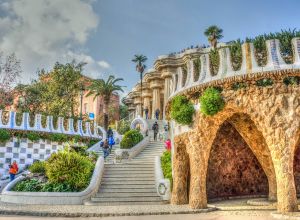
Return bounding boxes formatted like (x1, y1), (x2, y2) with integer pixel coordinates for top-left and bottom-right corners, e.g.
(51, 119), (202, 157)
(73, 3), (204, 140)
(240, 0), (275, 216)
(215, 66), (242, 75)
(161, 68), (175, 119)
(133, 97), (142, 117)
(142, 88), (152, 119)
(171, 135), (189, 204)
(152, 88), (161, 119)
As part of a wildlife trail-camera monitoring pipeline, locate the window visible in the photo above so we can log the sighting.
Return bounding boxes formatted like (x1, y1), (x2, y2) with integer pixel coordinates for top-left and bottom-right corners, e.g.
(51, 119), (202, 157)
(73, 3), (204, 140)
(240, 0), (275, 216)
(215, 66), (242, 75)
(84, 103), (88, 114)
(40, 144), (45, 149)
(14, 142), (20, 148)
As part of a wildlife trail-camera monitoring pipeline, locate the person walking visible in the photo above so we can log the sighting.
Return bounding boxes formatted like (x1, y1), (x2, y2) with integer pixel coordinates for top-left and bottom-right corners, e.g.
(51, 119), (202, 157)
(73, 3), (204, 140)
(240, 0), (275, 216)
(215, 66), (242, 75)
(144, 107), (149, 119)
(155, 109), (160, 120)
(165, 139), (171, 151)
(152, 121), (159, 141)
(107, 127), (113, 138)
(108, 136), (115, 153)
(9, 160), (18, 182)
(102, 139), (110, 160)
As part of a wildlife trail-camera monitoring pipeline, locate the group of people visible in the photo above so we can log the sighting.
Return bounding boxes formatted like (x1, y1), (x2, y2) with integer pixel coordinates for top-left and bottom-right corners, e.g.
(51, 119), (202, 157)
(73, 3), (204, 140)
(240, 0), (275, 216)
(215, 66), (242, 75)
(151, 121), (171, 151)
(144, 107), (160, 120)
(101, 127), (115, 160)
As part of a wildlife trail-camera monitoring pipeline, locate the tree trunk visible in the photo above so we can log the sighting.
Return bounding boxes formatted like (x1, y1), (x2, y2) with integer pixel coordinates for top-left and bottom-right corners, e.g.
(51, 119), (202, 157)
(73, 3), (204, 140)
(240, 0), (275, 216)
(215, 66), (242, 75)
(103, 98), (110, 132)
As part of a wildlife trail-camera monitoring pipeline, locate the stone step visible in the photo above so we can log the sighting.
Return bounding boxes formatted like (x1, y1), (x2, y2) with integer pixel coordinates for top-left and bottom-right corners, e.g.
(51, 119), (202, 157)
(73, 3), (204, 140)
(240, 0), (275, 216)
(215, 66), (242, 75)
(100, 184), (155, 189)
(91, 196), (161, 203)
(85, 200), (164, 206)
(101, 180), (155, 185)
(95, 192), (158, 198)
(104, 164), (154, 168)
(102, 174), (155, 178)
(103, 170), (154, 174)
(98, 188), (157, 193)
(101, 177), (154, 181)
(103, 167), (154, 171)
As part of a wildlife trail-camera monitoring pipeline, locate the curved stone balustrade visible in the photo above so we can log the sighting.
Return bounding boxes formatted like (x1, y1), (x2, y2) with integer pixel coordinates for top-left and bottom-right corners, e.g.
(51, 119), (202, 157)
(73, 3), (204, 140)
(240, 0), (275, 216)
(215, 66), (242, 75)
(168, 38), (300, 100)
(0, 110), (105, 139)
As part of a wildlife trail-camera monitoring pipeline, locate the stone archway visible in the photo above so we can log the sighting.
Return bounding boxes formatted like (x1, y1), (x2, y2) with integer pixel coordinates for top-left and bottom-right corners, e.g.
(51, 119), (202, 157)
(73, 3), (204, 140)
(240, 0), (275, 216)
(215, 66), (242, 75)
(293, 132), (300, 195)
(171, 82), (300, 213)
(206, 121), (269, 199)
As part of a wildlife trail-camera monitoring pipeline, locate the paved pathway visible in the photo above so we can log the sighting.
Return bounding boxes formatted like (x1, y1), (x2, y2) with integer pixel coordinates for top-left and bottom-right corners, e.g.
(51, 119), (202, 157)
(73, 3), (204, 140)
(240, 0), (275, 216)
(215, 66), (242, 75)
(0, 211), (277, 220)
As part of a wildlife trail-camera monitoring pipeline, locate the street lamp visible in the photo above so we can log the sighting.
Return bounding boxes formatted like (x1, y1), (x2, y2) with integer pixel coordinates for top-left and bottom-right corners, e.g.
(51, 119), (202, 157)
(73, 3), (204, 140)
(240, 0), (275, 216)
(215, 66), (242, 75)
(79, 83), (85, 120)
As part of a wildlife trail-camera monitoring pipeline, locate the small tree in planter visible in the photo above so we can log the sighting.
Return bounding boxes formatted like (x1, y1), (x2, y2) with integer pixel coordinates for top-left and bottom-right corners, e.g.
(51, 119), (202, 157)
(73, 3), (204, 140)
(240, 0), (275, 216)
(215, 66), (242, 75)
(200, 87), (225, 116)
(170, 95), (195, 125)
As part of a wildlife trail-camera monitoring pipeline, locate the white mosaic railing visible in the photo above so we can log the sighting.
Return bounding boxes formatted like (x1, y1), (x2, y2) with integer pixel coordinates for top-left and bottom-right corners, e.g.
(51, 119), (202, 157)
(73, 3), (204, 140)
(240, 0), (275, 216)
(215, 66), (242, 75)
(169, 38), (300, 99)
(0, 110), (106, 139)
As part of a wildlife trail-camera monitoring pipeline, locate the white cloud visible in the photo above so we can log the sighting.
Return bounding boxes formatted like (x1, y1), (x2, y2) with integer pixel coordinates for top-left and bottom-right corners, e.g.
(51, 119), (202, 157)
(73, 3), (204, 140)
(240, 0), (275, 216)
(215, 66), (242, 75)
(97, 60), (110, 69)
(0, 0), (106, 83)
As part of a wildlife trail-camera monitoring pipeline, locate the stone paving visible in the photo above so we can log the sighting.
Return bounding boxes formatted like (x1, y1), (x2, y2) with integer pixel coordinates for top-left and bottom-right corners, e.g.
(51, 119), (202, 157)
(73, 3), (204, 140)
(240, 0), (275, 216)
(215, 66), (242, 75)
(0, 198), (280, 217)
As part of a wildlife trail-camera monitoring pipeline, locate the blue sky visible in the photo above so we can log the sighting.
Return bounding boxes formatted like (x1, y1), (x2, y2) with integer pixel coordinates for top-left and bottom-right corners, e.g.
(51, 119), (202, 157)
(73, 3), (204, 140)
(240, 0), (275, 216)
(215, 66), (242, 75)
(1, 0), (300, 94)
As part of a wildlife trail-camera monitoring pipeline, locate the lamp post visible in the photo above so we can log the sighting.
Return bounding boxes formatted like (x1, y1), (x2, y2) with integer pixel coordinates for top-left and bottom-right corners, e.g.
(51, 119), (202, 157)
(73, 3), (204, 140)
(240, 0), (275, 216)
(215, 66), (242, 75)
(79, 83), (85, 120)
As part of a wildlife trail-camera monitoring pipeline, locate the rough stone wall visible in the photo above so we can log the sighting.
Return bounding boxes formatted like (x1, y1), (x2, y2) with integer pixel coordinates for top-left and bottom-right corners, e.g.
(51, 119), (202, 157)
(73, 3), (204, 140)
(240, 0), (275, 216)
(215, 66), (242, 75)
(293, 143), (300, 194)
(206, 122), (268, 199)
(171, 77), (300, 213)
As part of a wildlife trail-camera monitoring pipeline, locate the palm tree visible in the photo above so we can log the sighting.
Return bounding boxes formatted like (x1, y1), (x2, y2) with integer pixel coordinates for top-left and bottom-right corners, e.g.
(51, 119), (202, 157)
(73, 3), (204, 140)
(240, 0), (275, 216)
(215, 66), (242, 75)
(132, 54), (147, 117)
(204, 25), (223, 48)
(86, 75), (124, 131)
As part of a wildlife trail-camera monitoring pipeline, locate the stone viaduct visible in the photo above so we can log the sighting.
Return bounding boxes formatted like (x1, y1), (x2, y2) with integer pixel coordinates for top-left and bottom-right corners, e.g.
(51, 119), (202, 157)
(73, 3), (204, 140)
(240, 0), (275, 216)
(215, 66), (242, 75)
(124, 38), (300, 213)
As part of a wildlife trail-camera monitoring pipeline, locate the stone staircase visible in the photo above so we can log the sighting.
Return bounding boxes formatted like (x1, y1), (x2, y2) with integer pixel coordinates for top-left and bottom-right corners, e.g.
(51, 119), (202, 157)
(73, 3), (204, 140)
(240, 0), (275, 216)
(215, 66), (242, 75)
(87, 140), (166, 205)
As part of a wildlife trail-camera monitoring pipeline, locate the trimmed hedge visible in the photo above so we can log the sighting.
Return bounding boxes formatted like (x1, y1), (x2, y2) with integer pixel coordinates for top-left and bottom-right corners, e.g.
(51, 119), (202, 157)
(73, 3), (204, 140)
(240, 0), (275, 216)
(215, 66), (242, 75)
(200, 87), (225, 116)
(161, 151), (172, 189)
(170, 95), (195, 125)
(0, 129), (98, 146)
(120, 129), (143, 149)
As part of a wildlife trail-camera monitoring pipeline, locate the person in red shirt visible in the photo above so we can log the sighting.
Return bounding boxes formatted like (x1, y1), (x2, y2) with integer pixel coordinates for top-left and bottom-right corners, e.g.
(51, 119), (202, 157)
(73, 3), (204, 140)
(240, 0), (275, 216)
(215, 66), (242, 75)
(9, 160), (18, 182)
(165, 139), (171, 151)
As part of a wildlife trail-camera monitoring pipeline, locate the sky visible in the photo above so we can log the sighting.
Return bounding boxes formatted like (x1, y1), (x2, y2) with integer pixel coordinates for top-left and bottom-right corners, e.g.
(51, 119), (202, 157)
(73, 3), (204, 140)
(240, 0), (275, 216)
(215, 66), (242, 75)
(0, 0), (300, 95)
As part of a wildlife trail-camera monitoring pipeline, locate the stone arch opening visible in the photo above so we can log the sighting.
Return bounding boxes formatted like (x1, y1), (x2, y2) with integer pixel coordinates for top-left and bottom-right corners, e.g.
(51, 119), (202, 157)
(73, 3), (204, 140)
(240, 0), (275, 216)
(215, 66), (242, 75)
(293, 131), (300, 196)
(206, 121), (268, 199)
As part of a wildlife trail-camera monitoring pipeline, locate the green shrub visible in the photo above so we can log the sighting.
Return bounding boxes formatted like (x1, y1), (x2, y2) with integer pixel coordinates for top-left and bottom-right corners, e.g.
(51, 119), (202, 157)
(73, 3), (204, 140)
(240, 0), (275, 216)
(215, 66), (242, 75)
(13, 179), (42, 192)
(45, 150), (94, 190)
(161, 151), (172, 189)
(120, 129), (143, 149)
(209, 49), (220, 76)
(26, 132), (40, 142)
(231, 82), (247, 91)
(283, 76), (300, 86)
(48, 133), (68, 143)
(40, 182), (74, 192)
(0, 129), (11, 144)
(256, 78), (273, 87)
(28, 161), (46, 174)
(117, 120), (131, 135)
(200, 87), (225, 116)
(170, 95), (195, 125)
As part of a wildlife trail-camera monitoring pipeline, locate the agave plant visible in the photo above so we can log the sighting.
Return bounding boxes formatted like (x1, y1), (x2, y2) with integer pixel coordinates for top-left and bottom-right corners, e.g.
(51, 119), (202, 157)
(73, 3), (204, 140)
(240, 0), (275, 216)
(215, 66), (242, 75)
(229, 39), (243, 71)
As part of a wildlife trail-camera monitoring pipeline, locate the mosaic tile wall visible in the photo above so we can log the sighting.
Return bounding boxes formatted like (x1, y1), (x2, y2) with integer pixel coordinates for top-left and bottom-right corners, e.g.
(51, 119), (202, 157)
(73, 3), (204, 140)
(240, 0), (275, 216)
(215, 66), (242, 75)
(0, 138), (63, 178)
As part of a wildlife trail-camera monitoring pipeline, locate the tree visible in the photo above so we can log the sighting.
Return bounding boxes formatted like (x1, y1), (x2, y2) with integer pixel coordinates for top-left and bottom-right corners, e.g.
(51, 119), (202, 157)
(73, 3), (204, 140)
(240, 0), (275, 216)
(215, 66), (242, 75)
(0, 53), (21, 109)
(132, 54), (147, 117)
(119, 104), (129, 119)
(43, 61), (84, 117)
(204, 25), (223, 48)
(86, 75), (124, 131)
